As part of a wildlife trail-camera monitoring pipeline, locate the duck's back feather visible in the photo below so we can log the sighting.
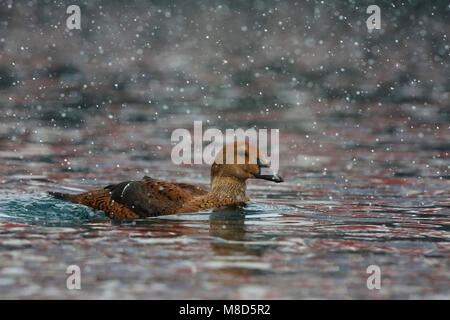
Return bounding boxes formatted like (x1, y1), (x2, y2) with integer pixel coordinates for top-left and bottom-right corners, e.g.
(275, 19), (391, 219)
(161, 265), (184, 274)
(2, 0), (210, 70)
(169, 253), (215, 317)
(50, 176), (208, 219)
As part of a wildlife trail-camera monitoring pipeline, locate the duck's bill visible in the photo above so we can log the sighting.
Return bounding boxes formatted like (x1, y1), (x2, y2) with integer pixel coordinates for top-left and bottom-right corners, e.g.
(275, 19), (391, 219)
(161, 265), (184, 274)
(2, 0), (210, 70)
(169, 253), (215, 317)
(254, 169), (284, 183)
(255, 159), (283, 183)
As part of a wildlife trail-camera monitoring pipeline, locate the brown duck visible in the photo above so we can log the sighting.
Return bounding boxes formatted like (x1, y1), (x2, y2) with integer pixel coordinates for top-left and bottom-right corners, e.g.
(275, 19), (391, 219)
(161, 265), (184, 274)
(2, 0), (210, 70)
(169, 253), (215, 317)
(49, 142), (283, 219)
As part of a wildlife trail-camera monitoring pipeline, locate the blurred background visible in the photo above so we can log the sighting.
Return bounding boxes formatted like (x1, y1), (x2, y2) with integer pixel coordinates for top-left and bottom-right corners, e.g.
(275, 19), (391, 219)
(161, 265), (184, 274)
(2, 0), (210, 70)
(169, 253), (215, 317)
(0, 0), (448, 183)
(0, 0), (449, 299)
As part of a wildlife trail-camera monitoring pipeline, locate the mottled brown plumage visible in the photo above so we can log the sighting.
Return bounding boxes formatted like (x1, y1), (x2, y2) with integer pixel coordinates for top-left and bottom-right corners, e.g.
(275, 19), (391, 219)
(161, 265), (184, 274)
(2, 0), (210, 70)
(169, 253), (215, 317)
(49, 142), (283, 219)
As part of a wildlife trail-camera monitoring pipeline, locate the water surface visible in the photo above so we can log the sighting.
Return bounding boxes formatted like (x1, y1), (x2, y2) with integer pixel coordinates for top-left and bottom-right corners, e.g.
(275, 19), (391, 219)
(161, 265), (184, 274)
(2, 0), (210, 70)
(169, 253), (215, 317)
(0, 104), (449, 299)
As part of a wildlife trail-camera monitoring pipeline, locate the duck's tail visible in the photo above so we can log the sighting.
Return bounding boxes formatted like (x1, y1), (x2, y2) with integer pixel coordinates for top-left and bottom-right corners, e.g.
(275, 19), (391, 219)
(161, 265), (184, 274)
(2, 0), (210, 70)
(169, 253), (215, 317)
(48, 191), (77, 202)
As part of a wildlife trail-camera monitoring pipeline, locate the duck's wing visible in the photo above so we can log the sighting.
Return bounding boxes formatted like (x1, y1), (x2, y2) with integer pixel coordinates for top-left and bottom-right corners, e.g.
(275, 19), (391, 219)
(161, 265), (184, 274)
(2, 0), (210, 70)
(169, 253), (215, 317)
(106, 177), (204, 217)
(106, 181), (163, 216)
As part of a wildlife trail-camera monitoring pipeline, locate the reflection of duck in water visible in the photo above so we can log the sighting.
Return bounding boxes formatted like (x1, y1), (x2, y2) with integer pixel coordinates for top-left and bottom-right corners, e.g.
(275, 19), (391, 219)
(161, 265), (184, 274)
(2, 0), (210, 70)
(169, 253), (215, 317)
(209, 210), (249, 256)
(49, 142), (283, 219)
(210, 209), (247, 240)
(209, 210), (272, 276)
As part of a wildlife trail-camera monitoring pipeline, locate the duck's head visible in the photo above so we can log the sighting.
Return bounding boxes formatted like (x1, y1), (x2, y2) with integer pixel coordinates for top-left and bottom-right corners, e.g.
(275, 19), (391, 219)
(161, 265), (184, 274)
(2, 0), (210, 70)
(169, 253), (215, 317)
(211, 141), (283, 183)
